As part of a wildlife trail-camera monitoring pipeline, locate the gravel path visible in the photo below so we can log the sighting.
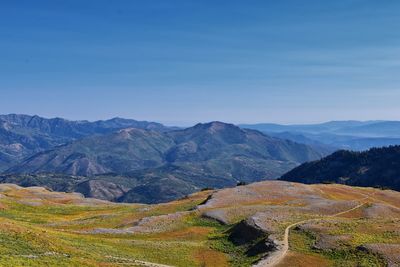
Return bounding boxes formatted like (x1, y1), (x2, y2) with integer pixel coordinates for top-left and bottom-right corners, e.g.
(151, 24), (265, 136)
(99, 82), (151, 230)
(253, 194), (372, 267)
(105, 256), (174, 267)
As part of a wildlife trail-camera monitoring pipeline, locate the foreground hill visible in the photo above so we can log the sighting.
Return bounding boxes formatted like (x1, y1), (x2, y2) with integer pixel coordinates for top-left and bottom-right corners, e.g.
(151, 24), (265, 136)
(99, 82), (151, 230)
(0, 114), (171, 171)
(0, 181), (398, 266)
(280, 146), (400, 191)
(5, 122), (326, 203)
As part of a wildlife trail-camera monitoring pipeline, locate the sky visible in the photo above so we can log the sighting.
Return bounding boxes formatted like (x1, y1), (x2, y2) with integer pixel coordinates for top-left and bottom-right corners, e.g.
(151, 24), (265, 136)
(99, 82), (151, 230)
(1, 0), (400, 126)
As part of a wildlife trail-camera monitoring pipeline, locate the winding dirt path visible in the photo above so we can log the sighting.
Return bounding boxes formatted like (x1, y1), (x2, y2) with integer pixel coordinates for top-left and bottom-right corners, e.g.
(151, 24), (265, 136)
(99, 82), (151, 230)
(253, 194), (372, 267)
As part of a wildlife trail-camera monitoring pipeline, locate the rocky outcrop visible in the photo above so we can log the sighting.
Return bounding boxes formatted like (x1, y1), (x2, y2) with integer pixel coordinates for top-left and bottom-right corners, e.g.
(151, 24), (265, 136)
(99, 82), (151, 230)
(228, 217), (279, 259)
(358, 244), (400, 267)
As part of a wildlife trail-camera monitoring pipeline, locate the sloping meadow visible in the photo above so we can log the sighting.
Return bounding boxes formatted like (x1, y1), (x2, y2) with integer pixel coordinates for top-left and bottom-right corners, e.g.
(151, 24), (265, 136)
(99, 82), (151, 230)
(0, 181), (399, 266)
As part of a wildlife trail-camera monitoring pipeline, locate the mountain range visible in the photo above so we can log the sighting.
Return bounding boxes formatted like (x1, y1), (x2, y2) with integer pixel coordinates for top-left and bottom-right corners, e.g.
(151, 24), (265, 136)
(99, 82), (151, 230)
(2, 120), (325, 203)
(8, 121), (323, 176)
(0, 114), (172, 171)
(280, 145), (400, 191)
(3, 115), (400, 203)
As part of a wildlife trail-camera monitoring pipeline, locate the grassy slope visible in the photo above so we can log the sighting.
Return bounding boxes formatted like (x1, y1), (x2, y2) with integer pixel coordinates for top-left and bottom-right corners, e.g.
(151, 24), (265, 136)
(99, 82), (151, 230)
(0, 182), (399, 266)
(0, 186), (229, 267)
(274, 185), (400, 267)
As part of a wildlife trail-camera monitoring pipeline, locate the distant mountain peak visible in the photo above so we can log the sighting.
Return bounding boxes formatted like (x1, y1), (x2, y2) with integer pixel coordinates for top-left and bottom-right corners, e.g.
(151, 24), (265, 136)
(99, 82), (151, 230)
(0, 114), (174, 171)
(116, 127), (156, 139)
(194, 121), (241, 132)
(117, 127), (148, 134)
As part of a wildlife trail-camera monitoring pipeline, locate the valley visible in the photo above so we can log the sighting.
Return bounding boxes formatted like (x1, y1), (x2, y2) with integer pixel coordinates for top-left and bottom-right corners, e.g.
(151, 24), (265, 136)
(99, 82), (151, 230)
(241, 121), (400, 151)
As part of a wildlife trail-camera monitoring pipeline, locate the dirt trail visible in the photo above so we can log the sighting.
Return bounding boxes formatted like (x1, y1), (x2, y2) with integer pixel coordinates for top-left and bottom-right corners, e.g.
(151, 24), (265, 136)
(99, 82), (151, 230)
(105, 256), (174, 267)
(253, 194), (372, 267)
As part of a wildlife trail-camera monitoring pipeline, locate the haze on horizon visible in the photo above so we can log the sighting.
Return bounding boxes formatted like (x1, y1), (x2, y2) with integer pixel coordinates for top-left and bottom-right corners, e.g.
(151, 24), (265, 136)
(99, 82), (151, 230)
(1, 1), (400, 125)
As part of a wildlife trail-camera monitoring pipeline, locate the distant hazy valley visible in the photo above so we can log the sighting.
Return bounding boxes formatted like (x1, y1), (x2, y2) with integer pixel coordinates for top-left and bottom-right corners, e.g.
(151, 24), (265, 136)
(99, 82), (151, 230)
(241, 120), (400, 151)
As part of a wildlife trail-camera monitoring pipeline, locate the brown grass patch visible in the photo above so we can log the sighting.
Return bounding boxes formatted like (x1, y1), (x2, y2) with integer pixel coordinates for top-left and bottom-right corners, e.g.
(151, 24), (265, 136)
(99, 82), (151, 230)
(276, 251), (331, 267)
(150, 226), (211, 241)
(194, 248), (229, 267)
(315, 185), (367, 201)
(369, 190), (400, 208)
(337, 204), (366, 219)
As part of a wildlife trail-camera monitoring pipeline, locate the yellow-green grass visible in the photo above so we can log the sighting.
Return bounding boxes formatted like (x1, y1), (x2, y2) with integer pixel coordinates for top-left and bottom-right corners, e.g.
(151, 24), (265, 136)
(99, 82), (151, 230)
(0, 188), (229, 267)
(0, 182), (399, 266)
(285, 227), (385, 267)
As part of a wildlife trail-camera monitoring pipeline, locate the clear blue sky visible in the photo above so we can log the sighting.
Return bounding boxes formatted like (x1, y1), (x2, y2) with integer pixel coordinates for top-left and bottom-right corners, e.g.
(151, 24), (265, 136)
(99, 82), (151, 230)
(1, 0), (400, 126)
